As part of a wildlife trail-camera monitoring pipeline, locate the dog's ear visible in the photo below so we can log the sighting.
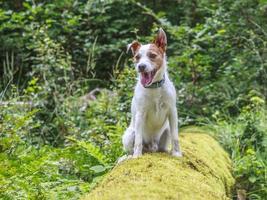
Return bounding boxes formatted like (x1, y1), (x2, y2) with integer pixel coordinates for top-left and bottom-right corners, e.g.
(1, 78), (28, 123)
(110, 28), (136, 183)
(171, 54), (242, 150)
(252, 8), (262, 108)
(154, 28), (167, 52)
(127, 41), (141, 56)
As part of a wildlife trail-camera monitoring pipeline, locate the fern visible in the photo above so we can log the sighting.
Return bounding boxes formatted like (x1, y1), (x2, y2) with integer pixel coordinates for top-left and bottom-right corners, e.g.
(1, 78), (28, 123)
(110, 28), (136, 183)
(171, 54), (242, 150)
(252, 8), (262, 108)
(67, 137), (107, 165)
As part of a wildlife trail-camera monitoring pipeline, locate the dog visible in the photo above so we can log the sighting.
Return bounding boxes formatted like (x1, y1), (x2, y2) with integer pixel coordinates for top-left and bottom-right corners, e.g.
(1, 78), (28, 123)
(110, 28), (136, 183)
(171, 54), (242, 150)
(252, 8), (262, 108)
(122, 28), (182, 159)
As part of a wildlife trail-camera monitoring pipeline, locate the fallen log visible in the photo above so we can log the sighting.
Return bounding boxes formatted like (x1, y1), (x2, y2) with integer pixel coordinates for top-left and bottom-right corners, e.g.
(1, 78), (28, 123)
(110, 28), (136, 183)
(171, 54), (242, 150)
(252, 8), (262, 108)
(84, 128), (235, 200)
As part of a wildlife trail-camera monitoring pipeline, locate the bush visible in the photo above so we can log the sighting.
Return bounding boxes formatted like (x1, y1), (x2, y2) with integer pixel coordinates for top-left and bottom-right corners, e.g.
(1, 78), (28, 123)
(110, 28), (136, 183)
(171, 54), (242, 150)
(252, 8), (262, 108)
(207, 97), (267, 199)
(0, 67), (135, 199)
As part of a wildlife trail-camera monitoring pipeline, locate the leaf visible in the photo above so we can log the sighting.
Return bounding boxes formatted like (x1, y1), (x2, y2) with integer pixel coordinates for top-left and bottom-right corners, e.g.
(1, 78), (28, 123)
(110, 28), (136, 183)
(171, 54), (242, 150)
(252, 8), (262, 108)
(259, 0), (267, 5)
(90, 165), (106, 173)
(67, 186), (77, 192)
(248, 176), (257, 183)
(217, 29), (226, 34)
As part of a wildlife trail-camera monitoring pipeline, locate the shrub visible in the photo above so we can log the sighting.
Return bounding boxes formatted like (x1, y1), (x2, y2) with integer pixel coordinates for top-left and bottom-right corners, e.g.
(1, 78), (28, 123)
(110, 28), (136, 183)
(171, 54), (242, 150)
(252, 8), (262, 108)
(207, 97), (267, 199)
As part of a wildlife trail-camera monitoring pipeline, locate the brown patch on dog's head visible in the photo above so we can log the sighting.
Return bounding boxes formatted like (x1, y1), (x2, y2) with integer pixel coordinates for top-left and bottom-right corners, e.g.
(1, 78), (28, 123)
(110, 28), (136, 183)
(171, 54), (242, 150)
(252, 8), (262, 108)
(147, 44), (164, 70)
(127, 41), (141, 56)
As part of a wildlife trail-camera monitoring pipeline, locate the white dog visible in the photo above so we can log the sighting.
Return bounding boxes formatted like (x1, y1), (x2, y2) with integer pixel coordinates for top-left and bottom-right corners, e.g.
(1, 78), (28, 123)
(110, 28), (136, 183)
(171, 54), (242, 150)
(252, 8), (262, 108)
(122, 28), (182, 158)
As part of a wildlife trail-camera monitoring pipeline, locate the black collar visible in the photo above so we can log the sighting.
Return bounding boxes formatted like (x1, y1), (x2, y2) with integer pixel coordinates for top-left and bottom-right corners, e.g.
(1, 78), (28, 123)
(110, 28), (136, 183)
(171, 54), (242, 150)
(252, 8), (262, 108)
(144, 75), (165, 89)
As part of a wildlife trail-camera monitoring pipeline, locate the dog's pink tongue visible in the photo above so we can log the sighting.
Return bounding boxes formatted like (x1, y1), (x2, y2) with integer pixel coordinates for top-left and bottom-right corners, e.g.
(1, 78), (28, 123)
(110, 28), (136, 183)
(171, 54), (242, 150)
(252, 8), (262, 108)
(141, 72), (152, 87)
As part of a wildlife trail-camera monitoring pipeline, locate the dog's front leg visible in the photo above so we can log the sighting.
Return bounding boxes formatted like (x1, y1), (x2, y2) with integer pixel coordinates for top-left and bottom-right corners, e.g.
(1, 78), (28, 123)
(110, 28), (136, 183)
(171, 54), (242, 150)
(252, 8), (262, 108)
(169, 108), (182, 157)
(133, 112), (144, 158)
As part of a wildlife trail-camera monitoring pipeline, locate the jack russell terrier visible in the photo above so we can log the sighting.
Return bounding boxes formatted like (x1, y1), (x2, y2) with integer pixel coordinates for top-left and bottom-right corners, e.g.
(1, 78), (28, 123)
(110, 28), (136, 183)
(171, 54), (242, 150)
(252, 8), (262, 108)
(122, 28), (182, 159)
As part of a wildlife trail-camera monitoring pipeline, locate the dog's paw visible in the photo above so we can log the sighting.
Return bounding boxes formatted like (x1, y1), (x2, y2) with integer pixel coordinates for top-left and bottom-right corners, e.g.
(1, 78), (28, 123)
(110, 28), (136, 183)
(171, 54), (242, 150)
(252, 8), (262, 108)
(133, 151), (142, 158)
(133, 147), (142, 158)
(133, 154), (142, 158)
(171, 151), (182, 158)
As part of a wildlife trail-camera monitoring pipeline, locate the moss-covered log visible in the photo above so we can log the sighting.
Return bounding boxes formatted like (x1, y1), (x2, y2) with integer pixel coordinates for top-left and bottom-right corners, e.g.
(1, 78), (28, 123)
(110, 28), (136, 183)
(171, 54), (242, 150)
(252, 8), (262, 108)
(84, 129), (235, 200)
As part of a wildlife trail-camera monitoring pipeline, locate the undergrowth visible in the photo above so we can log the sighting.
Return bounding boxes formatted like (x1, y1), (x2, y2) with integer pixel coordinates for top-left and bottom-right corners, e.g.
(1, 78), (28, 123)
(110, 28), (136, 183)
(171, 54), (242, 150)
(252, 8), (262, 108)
(207, 98), (267, 199)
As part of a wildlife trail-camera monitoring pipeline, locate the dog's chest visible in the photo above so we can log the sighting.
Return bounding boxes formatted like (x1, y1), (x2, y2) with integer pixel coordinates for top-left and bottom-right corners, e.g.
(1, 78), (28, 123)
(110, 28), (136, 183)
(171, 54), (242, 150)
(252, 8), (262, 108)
(152, 96), (166, 113)
(146, 95), (168, 124)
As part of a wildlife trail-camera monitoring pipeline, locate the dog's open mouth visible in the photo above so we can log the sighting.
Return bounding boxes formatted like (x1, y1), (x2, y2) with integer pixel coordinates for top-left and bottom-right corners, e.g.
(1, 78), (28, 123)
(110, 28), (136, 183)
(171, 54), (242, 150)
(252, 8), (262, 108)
(141, 69), (157, 87)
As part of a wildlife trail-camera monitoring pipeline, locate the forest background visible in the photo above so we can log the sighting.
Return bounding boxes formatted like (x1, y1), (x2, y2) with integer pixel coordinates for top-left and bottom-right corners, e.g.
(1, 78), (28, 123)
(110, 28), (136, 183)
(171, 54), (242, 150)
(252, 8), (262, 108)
(0, 0), (266, 199)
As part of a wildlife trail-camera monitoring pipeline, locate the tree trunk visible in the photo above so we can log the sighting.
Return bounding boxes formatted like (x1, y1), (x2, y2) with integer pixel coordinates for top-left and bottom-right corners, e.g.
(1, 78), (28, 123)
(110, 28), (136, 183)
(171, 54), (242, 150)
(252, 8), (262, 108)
(83, 128), (235, 200)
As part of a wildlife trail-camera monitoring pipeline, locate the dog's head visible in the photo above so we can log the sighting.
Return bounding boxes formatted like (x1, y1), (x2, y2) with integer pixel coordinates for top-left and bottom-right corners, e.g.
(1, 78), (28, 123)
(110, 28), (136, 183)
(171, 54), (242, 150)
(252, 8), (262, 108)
(128, 28), (167, 87)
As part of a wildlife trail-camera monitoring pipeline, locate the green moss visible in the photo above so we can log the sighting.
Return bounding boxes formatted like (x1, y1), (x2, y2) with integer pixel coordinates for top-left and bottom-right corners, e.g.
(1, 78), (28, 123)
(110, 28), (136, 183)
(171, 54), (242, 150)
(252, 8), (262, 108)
(83, 129), (235, 200)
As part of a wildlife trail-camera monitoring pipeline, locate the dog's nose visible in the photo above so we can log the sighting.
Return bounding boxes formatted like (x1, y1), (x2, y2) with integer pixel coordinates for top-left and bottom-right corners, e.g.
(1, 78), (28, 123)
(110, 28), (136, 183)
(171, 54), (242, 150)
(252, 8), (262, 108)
(138, 64), (146, 72)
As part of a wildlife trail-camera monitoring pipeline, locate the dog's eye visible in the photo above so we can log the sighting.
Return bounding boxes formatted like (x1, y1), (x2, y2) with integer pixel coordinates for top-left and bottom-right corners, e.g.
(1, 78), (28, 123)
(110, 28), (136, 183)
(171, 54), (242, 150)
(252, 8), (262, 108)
(148, 53), (157, 59)
(135, 54), (141, 60)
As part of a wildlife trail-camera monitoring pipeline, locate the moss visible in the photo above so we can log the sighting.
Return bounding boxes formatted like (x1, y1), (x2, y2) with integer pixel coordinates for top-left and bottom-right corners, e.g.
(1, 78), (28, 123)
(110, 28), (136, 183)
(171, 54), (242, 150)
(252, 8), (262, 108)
(83, 128), (235, 200)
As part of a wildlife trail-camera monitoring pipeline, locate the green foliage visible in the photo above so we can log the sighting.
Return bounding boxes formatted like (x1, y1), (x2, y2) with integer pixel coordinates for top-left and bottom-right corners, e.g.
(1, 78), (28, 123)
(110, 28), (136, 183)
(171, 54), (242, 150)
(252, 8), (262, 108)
(208, 99), (267, 199)
(0, 0), (155, 87)
(0, 93), (100, 199)
(164, 2), (267, 124)
(0, 68), (135, 199)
